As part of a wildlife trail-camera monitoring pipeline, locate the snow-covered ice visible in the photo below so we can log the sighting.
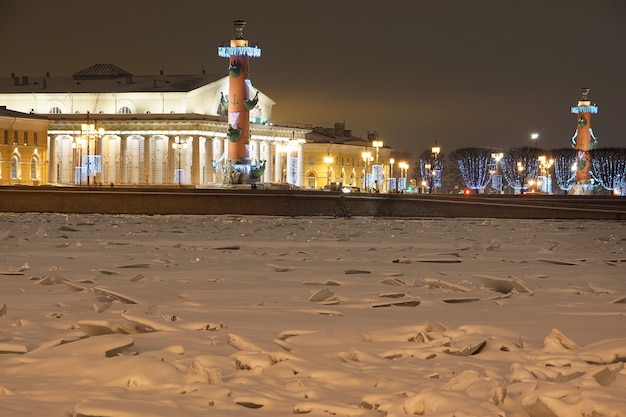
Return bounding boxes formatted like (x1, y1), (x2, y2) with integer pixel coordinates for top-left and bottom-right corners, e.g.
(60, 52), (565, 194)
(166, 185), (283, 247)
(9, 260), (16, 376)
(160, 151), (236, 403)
(1, 213), (625, 417)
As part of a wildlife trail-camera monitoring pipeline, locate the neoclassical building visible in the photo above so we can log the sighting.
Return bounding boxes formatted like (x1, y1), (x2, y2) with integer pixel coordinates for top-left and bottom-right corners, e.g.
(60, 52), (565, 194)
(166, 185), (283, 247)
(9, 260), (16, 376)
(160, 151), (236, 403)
(0, 106), (50, 185)
(0, 64), (309, 186)
(0, 64), (394, 190)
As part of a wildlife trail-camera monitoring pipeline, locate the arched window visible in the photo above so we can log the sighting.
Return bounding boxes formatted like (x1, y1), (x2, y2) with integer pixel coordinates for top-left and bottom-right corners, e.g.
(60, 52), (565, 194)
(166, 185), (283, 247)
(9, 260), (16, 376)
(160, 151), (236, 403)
(49, 106), (62, 114)
(117, 106), (132, 114)
(306, 172), (316, 189)
(11, 155), (19, 179)
(30, 156), (39, 179)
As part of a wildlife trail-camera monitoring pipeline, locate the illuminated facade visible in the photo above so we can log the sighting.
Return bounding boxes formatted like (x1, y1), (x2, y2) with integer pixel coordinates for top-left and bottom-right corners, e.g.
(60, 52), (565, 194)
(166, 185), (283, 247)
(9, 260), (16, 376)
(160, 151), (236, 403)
(0, 23), (393, 190)
(303, 123), (392, 191)
(0, 64), (308, 187)
(0, 106), (50, 185)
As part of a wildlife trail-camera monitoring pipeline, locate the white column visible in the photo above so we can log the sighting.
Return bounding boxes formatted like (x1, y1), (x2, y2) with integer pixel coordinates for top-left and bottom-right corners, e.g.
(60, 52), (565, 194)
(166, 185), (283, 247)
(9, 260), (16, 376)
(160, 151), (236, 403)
(48, 135), (57, 184)
(191, 136), (200, 185)
(297, 143), (304, 187)
(260, 139), (271, 183)
(204, 137), (214, 183)
(223, 138), (229, 160)
(119, 135), (128, 184)
(274, 142), (283, 183)
(167, 136), (175, 184)
(143, 136), (151, 184)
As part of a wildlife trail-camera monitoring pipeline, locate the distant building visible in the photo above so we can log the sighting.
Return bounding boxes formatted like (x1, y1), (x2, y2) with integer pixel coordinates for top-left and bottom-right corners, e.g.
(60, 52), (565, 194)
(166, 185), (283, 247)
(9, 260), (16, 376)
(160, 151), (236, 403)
(0, 106), (50, 185)
(304, 123), (392, 191)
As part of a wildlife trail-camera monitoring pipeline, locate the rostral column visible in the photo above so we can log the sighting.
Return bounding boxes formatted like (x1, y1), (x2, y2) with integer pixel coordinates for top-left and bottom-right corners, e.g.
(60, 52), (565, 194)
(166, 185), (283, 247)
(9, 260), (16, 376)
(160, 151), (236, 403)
(218, 20), (261, 182)
(570, 87), (598, 188)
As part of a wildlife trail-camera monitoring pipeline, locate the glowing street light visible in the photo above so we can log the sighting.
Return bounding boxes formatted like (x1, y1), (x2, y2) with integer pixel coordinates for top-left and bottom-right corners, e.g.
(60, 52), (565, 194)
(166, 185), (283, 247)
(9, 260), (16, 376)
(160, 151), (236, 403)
(517, 161), (527, 194)
(531, 132), (539, 149)
(72, 137), (85, 185)
(431, 142), (441, 158)
(323, 155), (333, 186)
(372, 140), (383, 163)
(398, 161), (409, 178)
(362, 150), (373, 190)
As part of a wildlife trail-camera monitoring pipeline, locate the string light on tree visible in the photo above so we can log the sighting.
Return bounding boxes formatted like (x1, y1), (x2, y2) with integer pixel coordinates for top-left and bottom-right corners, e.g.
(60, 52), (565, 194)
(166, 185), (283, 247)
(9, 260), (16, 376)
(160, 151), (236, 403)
(554, 153), (577, 192)
(450, 148), (494, 193)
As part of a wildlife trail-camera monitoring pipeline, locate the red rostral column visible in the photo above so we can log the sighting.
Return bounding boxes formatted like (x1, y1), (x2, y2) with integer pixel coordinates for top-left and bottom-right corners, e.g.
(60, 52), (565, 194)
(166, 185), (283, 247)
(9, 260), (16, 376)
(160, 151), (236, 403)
(218, 20), (261, 177)
(570, 87), (598, 185)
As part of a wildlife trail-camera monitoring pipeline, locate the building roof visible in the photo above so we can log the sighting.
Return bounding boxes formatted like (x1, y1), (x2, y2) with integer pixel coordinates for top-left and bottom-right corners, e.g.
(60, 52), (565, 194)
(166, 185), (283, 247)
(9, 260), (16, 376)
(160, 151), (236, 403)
(0, 64), (225, 94)
(72, 63), (133, 79)
(306, 123), (371, 146)
(0, 105), (49, 120)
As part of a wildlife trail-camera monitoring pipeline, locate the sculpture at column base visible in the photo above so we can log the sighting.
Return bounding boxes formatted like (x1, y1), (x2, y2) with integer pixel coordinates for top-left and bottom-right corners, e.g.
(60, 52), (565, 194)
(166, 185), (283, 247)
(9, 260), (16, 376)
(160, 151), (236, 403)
(220, 159), (266, 186)
(250, 160), (266, 179)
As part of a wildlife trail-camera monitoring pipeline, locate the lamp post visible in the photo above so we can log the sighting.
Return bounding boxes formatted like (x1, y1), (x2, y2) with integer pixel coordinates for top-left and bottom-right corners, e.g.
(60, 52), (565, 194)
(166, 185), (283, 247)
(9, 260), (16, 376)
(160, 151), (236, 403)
(517, 161), (526, 195)
(72, 137), (85, 185)
(537, 155), (554, 194)
(491, 152), (503, 193)
(172, 136), (188, 185)
(389, 158), (395, 192)
(323, 155), (333, 188)
(423, 162), (432, 193)
(361, 150), (372, 191)
(531, 132), (539, 149)
(81, 122), (104, 186)
(431, 142), (441, 159)
(430, 141), (441, 193)
(398, 161), (409, 192)
(372, 140), (383, 163)
(372, 140), (383, 192)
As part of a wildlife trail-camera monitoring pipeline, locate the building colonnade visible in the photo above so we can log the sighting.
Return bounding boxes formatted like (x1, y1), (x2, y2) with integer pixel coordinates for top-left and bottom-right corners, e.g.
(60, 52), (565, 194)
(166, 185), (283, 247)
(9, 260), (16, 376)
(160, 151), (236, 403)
(46, 114), (307, 187)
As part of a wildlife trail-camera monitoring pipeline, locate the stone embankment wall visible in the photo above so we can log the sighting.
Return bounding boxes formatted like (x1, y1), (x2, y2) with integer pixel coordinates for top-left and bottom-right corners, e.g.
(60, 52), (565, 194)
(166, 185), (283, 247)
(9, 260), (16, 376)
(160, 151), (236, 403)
(1, 186), (624, 220)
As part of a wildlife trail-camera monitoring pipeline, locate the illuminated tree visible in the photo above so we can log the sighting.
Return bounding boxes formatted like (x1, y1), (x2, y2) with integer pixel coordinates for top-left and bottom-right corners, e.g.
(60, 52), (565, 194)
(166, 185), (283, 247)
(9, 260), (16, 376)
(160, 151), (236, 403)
(449, 147), (494, 193)
(501, 147), (539, 194)
(419, 147), (444, 193)
(590, 148), (626, 191)
(553, 148), (577, 192)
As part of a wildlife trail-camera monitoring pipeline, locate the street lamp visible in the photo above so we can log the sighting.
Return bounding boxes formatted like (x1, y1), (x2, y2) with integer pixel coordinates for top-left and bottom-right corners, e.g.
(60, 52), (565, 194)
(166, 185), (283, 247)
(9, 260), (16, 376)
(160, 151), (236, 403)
(537, 155), (554, 194)
(398, 161), (409, 192)
(362, 150), (372, 190)
(431, 142), (441, 159)
(172, 136), (188, 185)
(72, 137), (85, 185)
(531, 132), (539, 149)
(81, 122), (104, 186)
(517, 161), (526, 194)
(372, 140), (383, 163)
(491, 152), (504, 193)
(323, 155), (333, 187)
(429, 141), (442, 193)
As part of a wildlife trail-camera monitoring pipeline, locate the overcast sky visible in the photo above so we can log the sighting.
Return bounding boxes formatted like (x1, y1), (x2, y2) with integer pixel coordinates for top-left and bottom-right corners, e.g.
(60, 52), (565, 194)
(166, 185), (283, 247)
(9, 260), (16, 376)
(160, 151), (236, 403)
(1, 0), (624, 153)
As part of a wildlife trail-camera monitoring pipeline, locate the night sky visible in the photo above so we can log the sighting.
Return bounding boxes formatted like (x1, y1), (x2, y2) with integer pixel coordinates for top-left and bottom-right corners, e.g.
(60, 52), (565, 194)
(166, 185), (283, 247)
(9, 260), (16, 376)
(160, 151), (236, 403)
(2, 0), (625, 154)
